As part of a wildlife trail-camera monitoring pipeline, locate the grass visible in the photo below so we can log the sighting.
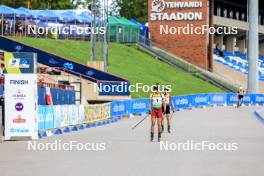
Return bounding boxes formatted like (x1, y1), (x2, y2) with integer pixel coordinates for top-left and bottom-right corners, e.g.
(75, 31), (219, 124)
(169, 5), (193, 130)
(10, 36), (225, 98)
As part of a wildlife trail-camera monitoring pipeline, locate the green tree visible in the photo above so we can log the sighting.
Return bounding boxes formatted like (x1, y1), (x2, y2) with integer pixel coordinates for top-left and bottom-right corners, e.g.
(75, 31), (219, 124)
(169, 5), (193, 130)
(113, 0), (148, 23)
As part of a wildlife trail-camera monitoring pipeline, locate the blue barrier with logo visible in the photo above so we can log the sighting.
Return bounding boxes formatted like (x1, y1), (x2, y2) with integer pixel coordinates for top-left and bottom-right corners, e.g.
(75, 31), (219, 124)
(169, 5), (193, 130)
(254, 94), (264, 105)
(38, 106), (45, 130)
(226, 94), (238, 105)
(44, 106), (54, 130)
(190, 94), (209, 107)
(129, 98), (149, 113)
(37, 93), (264, 133)
(172, 95), (191, 109)
(110, 100), (130, 117)
(209, 93), (227, 105)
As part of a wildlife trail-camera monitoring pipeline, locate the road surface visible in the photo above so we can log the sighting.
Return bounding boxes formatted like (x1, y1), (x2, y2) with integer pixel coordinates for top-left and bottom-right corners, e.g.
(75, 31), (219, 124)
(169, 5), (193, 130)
(0, 106), (264, 176)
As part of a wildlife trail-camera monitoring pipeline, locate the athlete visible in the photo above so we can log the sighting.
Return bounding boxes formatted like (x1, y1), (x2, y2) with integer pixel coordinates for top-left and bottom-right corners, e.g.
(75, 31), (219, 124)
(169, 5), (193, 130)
(237, 87), (245, 108)
(148, 85), (165, 142)
(162, 88), (175, 133)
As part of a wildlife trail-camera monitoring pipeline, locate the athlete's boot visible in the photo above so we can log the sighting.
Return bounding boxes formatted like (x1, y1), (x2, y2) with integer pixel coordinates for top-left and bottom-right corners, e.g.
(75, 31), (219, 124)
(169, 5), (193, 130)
(168, 125), (171, 133)
(150, 132), (154, 142)
(158, 132), (161, 142)
(161, 124), (164, 133)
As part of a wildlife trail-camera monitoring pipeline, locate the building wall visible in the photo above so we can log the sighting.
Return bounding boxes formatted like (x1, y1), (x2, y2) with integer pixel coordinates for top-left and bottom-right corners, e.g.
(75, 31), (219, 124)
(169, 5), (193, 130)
(148, 0), (209, 69)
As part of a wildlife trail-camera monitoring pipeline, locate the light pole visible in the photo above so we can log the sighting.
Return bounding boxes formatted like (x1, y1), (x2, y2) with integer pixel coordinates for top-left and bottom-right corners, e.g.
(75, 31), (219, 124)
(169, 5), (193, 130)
(247, 0), (259, 93)
(103, 0), (109, 72)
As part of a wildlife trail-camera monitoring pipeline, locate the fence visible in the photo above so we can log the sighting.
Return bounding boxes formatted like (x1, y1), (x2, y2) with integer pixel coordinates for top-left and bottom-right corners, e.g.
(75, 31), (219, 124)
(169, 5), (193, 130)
(37, 93), (264, 138)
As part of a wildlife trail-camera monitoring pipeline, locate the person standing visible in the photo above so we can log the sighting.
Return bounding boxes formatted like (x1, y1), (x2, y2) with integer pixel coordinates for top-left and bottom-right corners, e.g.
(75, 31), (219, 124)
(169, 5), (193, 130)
(149, 85), (165, 142)
(237, 87), (245, 108)
(162, 88), (175, 133)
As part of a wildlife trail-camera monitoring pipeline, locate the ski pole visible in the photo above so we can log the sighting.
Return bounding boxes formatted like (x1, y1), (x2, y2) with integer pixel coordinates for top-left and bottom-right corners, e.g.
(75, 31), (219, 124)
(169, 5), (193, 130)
(131, 114), (149, 130)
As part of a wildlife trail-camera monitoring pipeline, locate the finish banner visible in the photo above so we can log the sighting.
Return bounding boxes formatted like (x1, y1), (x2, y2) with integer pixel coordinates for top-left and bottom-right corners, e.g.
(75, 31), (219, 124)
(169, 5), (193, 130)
(4, 52), (38, 140)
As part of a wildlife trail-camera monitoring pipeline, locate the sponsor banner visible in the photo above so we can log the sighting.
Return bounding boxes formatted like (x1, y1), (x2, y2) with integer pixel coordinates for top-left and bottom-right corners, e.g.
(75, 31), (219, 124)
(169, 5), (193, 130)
(53, 105), (62, 129)
(3, 52), (37, 74)
(241, 94), (254, 105)
(38, 106), (45, 131)
(209, 94), (226, 105)
(78, 105), (85, 124)
(44, 106), (54, 130)
(61, 105), (69, 127)
(226, 93), (238, 105)
(190, 94), (209, 107)
(172, 95), (190, 109)
(72, 105), (79, 126)
(110, 100), (130, 117)
(5, 73), (38, 140)
(129, 99), (149, 113)
(254, 94), (264, 105)
(101, 103), (111, 120)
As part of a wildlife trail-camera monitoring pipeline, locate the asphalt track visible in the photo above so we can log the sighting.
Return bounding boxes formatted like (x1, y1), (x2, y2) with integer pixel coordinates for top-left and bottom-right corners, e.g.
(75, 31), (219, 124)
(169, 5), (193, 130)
(0, 106), (264, 176)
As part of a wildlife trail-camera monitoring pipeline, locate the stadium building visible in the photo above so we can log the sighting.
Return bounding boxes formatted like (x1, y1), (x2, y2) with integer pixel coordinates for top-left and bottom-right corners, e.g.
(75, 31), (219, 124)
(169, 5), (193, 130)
(148, 0), (263, 91)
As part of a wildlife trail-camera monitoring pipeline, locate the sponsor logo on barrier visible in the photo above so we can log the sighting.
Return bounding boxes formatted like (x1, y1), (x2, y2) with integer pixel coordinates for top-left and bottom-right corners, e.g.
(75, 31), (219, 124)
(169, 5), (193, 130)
(15, 102), (24, 111)
(63, 62), (74, 70)
(48, 58), (59, 65)
(230, 95), (238, 101)
(175, 98), (189, 105)
(10, 127), (29, 133)
(113, 105), (125, 112)
(86, 70), (95, 76)
(194, 96), (207, 103)
(132, 102), (147, 109)
(256, 96), (264, 102)
(8, 58), (30, 68)
(212, 96), (224, 102)
(12, 115), (26, 123)
(14, 45), (23, 51)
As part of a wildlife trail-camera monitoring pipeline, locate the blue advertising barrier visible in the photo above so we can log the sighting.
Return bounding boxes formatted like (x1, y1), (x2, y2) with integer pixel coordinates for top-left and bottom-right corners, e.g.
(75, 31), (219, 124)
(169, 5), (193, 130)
(110, 100), (130, 117)
(129, 98), (149, 113)
(37, 93), (264, 138)
(44, 106), (54, 130)
(209, 93), (227, 105)
(109, 93), (264, 117)
(190, 94), (210, 107)
(254, 94), (264, 105)
(38, 106), (45, 130)
(172, 95), (191, 109)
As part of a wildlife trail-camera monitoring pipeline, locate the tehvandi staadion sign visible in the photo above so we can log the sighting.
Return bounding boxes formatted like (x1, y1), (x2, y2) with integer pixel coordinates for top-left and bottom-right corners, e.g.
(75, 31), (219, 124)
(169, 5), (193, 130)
(150, 0), (203, 21)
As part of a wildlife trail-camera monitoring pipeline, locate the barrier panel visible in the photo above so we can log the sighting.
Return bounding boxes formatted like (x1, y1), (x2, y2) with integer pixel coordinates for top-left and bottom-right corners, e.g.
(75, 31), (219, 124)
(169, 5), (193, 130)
(37, 93), (264, 138)
(208, 93), (227, 105)
(128, 98), (149, 113)
(254, 94), (264, 105)
(110, 100), (130, 117)
(190, 94), (210, 107)
(172, 95), (191, 109)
